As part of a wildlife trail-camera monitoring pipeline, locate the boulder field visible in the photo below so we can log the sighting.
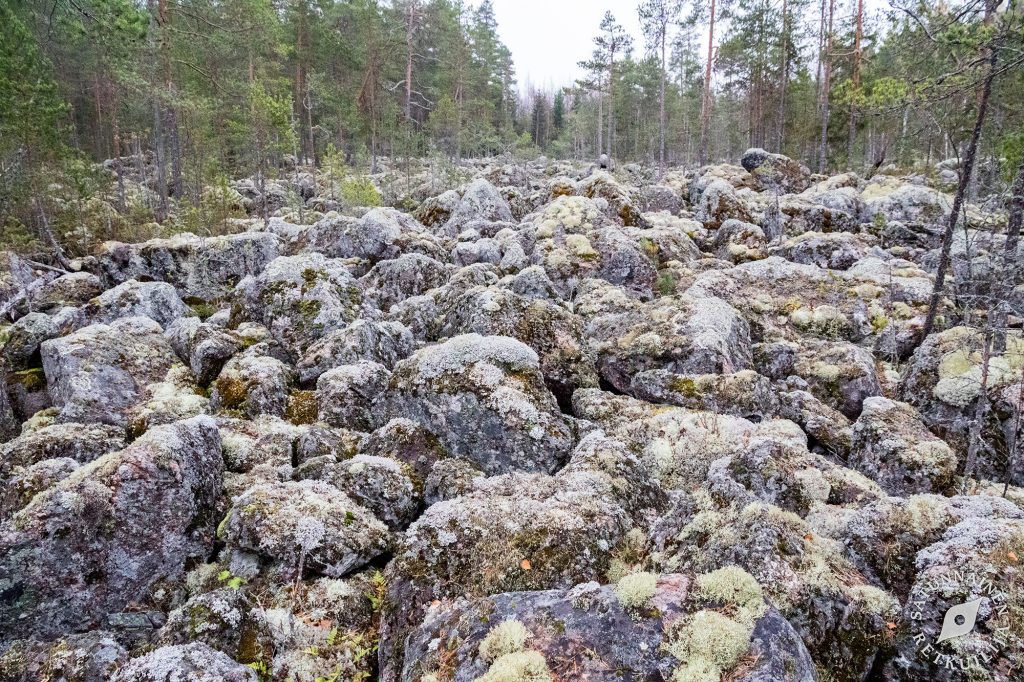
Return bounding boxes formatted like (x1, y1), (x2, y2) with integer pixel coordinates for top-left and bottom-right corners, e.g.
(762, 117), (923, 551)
(1, 152), (1022, 681)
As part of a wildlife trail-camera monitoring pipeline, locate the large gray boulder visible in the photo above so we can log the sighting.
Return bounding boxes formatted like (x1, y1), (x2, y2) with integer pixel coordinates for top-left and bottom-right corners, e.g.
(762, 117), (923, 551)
(849, 397), (958, 495)
(41, 316), (180, 426)
(316, 361), (391, 431)
(296, 318), (414, 384)
(380, 434), (663, 681)
(439, 286), (598, 408)
(0, 417), (223, 640)
(234, 253), (362, 358)
(94, 232), (280, 300)
(218, 480), (391, 579)
(109, 643), (257, 682)
(165, 316), (245, 385)
(0, 421), (124, 479)
(440, 179), (513, 236)
(741, 148), (812, 194)
(84, 279), (191, 329)
(399, 571), (817, 682)
(359, 253), (451, 312)
(377, 334), (574, 475)
(301, 208), (442, 263)
(0, 631), (128, 681)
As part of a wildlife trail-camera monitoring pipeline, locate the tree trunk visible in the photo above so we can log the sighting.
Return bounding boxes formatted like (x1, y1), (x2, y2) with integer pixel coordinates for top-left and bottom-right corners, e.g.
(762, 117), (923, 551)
(110, 80), (125, 212)
(597, 76), (603, 160)
(817, 0), (834, 174)
(405, 1), (418, 124)
(607, 54), (615, 162)
(994, 156), (1024, 352)
(846, 0), (863, 170)
(169, 106), (183, 198)
(153, 99), (168, 221)
(659, 30), (667, 169)
(699, 0), (717, 166)
(923, 39), (1000, 337)
(777, 0), (788, 152)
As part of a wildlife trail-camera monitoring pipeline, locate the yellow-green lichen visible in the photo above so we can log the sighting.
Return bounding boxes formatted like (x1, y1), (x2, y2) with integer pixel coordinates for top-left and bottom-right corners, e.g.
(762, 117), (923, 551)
(615, 571), (659, 610)
(479, 619), (530, 663)
(474, 650), (551, 682)
(694, 566), (767, 622)
(666, 610), (752, 680)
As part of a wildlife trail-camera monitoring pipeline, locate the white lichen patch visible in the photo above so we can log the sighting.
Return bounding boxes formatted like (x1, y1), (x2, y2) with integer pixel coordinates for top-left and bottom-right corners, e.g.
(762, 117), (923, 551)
(479, 619), (530, 662)
(615, 571), (659, 610)
(474, 650), (552, 682)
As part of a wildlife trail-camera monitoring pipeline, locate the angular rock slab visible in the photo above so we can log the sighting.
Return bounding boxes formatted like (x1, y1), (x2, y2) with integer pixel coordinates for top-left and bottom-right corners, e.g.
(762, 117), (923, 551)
(0, 417), (223, 640)
(41, 316), (180, 427)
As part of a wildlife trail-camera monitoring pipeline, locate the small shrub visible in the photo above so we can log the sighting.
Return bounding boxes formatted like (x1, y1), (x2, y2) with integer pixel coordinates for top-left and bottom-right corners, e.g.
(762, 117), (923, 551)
(340, 176), (382, 208)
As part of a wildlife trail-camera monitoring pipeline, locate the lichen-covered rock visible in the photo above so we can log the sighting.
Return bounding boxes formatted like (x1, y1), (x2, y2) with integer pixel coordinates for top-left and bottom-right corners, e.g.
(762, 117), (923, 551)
(770, 231), (876, 270)
(578, 171), (645, 226)
(212, 353), (294, 419)
(316, 361), (390, 431)
(218, 415), (298, 475)
(234, 253), (362, 358)
(127, 365), (211, 435)
(0, 421), (124, 478)
(884, 517), (1024, 681)
(439, 286), (598, 408)
(296, 318), (413, 384)
(791, 341), (883, 418)
(685, 256), (924, 347)
(808, 493), (1022, 598)
(849, 397), (958, 495)
(165, 316), (245, 385)
(694, 178), (753, 229)
(572, 388), (766, 490)
(109, 642), (257, 682)
(900, 327), (1024, 483)
(155, 588), (272, 663)
(84, 279), (191, 329)
(41, 316), (180, 426)
(860, 176), (952, 225)
(1, 311), (61, 370)
(0, 417), (223, 640)
(1, 457), (80, 519)
(741, 148), (812, 194)
(713, 218), (768, 263)
(363, 417), (449, 481)
(775, 388), (854, 458)
(94, 232), (280, 300)
(399, 572), (815, 682)
(630, 369), (781, 422)
(651, 494), (900, 681)
(360, 253), (451, 312)
(303, 454), (420, 530)
(0, 631), (128, 682)
(25, 271), (104, 313)
(440, 179), (514, 236)
(413, 189), (461, 227)
(379, 444), (656, 681)
(378, 334), (573, 475)
(577, 284), (751, 392)
(0, 381), (17, 444)
(423, 457), (480, 505)
(218, 480), (390, 579)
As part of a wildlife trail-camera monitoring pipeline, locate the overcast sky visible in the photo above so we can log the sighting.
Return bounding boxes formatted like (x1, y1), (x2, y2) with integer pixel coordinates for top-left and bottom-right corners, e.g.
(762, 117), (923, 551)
(487, 0), (646, 91)
(482, 0), (883, 93)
